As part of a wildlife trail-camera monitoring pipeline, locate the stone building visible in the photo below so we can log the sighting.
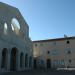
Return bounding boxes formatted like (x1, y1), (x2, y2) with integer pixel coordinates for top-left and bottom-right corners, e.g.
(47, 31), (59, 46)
(33, 37), (75, 69)
(0, 2), (33, 72)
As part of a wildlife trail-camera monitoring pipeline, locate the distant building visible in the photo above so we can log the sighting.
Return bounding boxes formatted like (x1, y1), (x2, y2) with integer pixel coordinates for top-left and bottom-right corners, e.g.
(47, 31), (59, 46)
(33, 37), (75, 68)
(0, 2), (33, 72)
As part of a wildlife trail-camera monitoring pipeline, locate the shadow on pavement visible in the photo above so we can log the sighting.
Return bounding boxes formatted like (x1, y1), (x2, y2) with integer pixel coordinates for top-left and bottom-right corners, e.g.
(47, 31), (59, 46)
(0, 68), (75, 75)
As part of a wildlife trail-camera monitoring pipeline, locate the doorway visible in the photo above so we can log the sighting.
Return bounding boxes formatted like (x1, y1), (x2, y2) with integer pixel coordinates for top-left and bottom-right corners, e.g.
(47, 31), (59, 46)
(47, 59), (51, 68)
(34, 59), (37, 69)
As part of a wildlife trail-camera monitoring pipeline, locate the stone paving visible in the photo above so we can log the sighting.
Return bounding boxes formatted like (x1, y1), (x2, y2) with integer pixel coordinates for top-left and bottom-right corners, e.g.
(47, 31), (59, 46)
(0, 69), (75, 75)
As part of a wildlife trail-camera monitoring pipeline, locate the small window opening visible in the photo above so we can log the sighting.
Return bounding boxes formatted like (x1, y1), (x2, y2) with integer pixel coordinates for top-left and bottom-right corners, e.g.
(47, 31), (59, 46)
(67, 41), (70, 44)
(4, 23), (8, 34)
(68, 51), (71, 54)
(69, 59), (71, 63)
(35, 44), (37, 46)
(47, 51), (50, 54)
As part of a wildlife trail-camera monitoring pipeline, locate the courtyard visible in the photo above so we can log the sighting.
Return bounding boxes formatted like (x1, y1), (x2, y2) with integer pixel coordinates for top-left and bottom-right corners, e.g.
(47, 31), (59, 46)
(0, 69), (75, 75)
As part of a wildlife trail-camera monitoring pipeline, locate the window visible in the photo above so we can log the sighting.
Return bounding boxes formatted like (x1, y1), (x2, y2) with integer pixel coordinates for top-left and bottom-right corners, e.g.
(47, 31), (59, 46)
(51, 50), (59, 55)
(11, 24), (14, 31)
(60, 60), (64, 65)
(4, 23), (8, 34)
(35, 44), (37, 46)
(67, 51), (71, 54)
(67, 40), (70, 44)
(69, 59), (71, 63)
(11, 18), (20, 35)
(40, 43), (43, 46)
(47, 51), (50, 54)
(65, 48), (71, 54)
(53, 60), (64, 65)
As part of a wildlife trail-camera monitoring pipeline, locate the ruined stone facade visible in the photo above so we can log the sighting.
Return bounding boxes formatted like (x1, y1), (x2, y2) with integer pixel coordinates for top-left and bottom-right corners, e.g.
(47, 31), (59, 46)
(0, 2), (33, 72)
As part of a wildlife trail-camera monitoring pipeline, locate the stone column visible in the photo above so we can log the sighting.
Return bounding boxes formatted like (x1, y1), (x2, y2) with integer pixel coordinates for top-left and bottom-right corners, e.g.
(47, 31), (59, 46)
(23, 54), (25, 70)
(7, 48), (11, 72)
(17, 52), (20, 71)
(31, 56), (33, 69)
(6, 21), (13, 35)
(22, 53), (25, 70)
(27, 55), (29, 70)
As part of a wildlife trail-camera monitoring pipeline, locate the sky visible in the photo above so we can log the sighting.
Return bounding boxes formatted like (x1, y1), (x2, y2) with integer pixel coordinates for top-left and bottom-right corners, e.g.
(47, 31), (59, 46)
(0, 0), (75, 41)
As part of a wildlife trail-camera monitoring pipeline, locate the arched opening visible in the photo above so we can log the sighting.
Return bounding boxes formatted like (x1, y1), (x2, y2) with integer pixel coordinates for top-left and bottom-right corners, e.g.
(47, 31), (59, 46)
(4, 23), (8, 34)
(29, 56), (32, 68)
(20, 52), (24, 68)
(1, 48), (8, 69)
(25, 54), (28, 68)
(11, 18), (20, 35)
(10, 47), (18, 71)
(46, 59), (51, 69)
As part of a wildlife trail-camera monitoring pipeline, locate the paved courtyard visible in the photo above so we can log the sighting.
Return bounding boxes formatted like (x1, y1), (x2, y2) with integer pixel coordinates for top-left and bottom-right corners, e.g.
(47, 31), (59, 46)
(0, 69), (75, 75)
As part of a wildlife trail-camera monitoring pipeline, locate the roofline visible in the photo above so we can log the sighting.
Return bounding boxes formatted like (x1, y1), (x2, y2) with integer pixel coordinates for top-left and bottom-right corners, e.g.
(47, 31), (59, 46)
(0, 2), (29, 29)
(33, 36), (75, 43)
(0, 2), (18, 9)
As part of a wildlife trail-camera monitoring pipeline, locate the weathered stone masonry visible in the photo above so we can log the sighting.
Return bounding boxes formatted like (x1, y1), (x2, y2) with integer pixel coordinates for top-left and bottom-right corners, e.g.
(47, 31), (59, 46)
(0, 2), (33, 72)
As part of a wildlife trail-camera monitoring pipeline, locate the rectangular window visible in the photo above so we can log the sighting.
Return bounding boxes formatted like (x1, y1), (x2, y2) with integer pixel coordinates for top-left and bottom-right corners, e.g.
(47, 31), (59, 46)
(53, 60), (58, 65)
(53, 60), (65, 65)
(51, 50), (60, 55)
(60, 60), (65, 65)
(65, 48), (71, 54)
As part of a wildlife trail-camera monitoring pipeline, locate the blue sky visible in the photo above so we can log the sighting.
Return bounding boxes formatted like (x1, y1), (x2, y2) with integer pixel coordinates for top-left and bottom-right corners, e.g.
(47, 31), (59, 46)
(0, 0), (75, 41)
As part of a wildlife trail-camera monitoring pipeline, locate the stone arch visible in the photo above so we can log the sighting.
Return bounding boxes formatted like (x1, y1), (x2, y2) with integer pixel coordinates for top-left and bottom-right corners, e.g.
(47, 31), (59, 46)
(10, 47), (18, 71)
(20, 52), (24, 68)
(25, 53), (28, 68)
(1, 48), (8, 69)
(29, 56), (32, 68)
